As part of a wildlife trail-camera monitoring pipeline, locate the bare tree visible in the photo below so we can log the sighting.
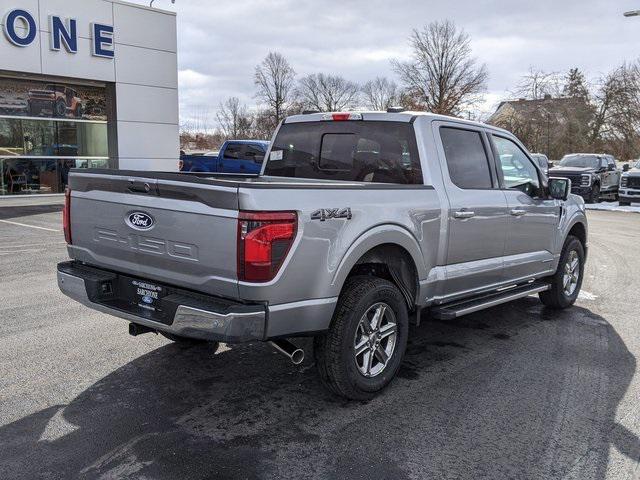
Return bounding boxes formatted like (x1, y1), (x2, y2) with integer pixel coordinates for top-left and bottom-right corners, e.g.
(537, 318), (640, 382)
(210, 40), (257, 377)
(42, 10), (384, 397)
(391, 20), (488, 116)
(591, 63), (640, 158)
(512, 67), (562, 100)
(180, 105), (215, 136)
(216, 97), (253, 139)
(297, 73), (360, 112)
(362, 77), (398, 111)
(254, 52), (296, 126)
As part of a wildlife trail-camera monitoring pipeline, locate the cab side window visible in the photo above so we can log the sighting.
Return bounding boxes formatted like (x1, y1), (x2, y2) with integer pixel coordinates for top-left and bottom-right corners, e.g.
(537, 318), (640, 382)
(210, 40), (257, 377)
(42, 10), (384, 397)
(244, 145), (265, 164)
(440, 127), (493, 189)
(492, 136), (540, 197)
(223, 144), (243, 160)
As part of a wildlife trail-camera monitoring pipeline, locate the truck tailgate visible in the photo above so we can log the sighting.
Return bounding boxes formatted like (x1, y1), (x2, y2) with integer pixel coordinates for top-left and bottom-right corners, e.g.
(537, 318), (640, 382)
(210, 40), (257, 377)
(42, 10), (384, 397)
(67, 171), (240, 299)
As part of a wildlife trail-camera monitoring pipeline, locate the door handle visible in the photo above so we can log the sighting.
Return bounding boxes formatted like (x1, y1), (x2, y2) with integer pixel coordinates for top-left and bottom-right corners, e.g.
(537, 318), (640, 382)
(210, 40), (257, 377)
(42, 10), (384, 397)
(453, 210), (475, 219)
(510, 209), (527, 217)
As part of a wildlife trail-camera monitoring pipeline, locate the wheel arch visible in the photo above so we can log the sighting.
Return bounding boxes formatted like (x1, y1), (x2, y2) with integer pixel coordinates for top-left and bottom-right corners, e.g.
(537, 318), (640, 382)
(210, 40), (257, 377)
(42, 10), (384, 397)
(331, 226), (426, 310)
(567, 221), (587, 247)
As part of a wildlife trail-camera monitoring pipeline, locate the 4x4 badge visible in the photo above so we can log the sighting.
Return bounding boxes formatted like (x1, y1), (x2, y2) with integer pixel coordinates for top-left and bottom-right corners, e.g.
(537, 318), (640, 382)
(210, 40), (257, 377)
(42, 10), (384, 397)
(311, 208), (352, 222)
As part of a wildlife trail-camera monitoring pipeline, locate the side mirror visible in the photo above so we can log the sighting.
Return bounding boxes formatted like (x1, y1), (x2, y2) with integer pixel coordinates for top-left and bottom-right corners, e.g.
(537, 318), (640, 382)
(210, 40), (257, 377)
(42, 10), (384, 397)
(623, 164), (630, 172)
(607, 164), (615, 171)
(549, 177), (571, 201)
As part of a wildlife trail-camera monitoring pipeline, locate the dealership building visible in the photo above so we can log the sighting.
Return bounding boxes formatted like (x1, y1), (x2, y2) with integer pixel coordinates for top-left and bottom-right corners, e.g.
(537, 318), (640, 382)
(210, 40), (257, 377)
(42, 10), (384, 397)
(0, 0), (179, 197)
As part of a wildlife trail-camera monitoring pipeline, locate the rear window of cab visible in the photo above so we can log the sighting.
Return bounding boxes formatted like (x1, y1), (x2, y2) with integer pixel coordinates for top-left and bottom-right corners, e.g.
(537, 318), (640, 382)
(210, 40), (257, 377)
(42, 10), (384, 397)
(264, 121), (423, 185)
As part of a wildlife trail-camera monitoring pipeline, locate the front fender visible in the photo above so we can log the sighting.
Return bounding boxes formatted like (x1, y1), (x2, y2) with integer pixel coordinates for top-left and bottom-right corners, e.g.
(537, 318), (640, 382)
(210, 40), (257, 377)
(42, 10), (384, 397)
(557, 195), (588, 261)
(330, 224), (427, 296)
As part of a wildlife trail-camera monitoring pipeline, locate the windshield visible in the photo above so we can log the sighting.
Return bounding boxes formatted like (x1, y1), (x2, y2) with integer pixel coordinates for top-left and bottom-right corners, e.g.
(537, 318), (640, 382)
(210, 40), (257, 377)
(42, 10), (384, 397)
(264, 121), (423, 184)
(559, 155), (601, 169)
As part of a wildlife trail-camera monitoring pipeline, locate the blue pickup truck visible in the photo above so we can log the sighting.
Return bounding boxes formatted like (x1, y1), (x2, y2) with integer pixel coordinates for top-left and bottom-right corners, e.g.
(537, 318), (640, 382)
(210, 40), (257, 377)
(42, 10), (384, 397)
(179, 140), (269, 174)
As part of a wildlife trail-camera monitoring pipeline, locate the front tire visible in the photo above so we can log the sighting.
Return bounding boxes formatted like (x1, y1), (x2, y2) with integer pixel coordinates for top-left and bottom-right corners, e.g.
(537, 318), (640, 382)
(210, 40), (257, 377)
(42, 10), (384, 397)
(539, 235), (585, 309)
(314, 276), (409, 400)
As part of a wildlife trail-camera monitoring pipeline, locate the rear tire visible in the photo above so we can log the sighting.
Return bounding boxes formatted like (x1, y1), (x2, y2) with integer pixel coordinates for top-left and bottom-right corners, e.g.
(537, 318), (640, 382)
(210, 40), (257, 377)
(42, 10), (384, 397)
(160, 332), (220, 351)
(314, 276), (409, 400)
(539, 235), (585, 309)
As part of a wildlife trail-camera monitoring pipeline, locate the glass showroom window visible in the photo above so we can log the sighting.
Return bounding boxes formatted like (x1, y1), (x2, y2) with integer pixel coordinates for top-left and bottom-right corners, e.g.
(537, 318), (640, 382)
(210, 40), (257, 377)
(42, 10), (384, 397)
(0, 117), (108, 195)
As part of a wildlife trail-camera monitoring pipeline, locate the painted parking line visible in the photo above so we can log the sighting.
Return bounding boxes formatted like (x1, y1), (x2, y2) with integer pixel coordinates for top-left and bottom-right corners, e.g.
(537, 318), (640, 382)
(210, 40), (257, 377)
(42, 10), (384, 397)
(0, 219), (61, 232)
(0, 241), (66, 249)
(0, 249), (48, 255)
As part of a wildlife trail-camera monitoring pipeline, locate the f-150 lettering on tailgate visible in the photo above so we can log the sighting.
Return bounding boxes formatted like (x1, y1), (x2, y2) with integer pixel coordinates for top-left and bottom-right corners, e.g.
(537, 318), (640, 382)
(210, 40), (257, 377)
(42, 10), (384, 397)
(94, 227), (199, 261)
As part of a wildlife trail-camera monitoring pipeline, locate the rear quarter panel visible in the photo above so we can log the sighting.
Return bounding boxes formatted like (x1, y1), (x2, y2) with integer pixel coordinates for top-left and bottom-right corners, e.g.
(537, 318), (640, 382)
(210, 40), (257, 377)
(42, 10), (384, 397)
(237, 184), (442, 305)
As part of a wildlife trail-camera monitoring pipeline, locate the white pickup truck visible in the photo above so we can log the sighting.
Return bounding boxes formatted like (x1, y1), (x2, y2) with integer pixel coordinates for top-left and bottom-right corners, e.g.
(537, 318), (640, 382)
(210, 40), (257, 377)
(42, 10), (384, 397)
(58, 111), (588, 399)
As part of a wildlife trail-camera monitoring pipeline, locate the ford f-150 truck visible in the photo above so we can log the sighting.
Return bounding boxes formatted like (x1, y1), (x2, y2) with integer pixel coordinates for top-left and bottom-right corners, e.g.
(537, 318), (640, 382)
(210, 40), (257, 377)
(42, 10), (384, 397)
(57, 111), (588, 400)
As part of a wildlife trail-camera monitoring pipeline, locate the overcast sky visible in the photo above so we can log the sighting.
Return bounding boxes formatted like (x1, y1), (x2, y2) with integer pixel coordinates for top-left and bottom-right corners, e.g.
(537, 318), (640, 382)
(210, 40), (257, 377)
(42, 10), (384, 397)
(131, 0), (639, 127)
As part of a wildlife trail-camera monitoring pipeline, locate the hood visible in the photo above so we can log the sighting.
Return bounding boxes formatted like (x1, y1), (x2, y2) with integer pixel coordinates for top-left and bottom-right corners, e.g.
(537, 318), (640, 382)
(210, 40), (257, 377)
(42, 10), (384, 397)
(549, 166), (596, 175)
(29, 89), (55, 96)
(623, 168), (640, 176)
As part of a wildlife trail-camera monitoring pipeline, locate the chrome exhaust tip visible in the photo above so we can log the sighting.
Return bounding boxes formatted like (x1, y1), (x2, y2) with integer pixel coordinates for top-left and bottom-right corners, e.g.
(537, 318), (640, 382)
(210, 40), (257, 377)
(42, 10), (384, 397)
(269, 339), (304, 365)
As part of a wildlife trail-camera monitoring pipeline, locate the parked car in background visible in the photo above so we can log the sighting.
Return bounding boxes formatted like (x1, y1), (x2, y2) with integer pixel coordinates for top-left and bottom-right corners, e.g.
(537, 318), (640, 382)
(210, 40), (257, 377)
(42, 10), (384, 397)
(58, 111), (588, 400)
(28, 84), (83, 118)
(530, 153), (550, 175)
(179, 140), (269, 174)
(619, 160), (640, 205)
(548, 153), (620, 203)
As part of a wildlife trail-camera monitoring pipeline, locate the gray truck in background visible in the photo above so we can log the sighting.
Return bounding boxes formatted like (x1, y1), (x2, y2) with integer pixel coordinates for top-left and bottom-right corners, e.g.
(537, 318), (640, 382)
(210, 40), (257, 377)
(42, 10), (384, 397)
(57, 111), (588, 400)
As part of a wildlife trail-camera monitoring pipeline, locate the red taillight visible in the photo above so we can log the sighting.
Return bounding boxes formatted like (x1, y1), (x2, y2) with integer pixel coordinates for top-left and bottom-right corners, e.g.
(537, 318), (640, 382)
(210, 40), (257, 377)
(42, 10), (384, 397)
(63, 187), (72, 244)
(237, 211), (297, 282)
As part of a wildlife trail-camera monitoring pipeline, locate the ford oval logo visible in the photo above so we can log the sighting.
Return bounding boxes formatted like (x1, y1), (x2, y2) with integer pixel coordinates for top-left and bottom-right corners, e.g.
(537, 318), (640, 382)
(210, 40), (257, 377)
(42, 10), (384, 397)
(127, 212), (154, 230)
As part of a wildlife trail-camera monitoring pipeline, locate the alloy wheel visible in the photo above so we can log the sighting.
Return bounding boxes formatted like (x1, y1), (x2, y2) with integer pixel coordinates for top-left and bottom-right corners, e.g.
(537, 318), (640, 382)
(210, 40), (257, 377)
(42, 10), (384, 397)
(353, 302), (397, 378)
(563, 250), (580, 296)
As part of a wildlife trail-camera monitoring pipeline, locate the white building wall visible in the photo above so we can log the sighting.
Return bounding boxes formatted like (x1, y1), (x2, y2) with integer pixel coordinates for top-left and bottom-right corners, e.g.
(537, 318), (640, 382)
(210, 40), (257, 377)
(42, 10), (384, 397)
(0, 0), (179, 171)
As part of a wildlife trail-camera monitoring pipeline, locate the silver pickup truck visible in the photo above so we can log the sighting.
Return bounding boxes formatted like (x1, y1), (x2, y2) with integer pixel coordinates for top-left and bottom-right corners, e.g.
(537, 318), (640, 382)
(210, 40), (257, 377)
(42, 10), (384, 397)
(58, 111), (588, 400)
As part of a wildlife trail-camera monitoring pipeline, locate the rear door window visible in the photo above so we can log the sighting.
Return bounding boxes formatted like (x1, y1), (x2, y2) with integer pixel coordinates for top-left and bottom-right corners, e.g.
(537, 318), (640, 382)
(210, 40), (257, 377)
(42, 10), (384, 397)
(439, 127), (493, 189)
(265, 121), (423, 184)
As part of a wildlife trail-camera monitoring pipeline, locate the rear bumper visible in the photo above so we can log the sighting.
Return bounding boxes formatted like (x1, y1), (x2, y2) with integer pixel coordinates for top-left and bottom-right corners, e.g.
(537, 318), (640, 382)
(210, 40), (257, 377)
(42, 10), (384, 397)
(57, 261), (338, 342)
(57, 261), (266, 342)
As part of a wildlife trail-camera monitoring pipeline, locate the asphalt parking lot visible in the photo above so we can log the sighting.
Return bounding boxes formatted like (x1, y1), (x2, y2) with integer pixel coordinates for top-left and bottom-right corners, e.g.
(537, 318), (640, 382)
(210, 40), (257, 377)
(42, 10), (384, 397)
(0, 206), (639, 480)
